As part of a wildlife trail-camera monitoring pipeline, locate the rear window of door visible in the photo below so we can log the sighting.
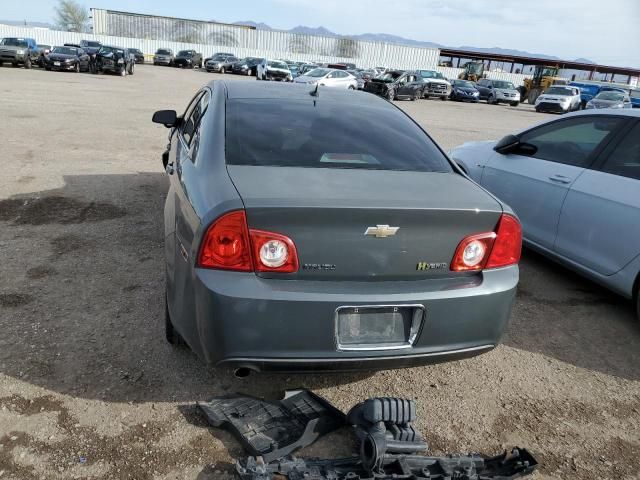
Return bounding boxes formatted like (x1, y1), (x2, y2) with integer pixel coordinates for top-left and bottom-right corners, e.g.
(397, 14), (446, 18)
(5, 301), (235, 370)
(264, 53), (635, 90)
(518, 116), (623, 167)
(225, 99), (452, 172)
(599, 122), (640, 180)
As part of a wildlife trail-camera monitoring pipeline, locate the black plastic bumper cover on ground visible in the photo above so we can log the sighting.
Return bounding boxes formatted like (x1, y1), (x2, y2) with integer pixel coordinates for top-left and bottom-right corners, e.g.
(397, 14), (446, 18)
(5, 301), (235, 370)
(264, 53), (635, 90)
(197, 389), (345, 463)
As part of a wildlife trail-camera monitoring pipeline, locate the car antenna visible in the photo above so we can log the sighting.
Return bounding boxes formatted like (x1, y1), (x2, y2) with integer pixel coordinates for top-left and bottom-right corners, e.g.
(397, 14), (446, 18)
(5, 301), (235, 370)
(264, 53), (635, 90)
(310, 83), (319, 97)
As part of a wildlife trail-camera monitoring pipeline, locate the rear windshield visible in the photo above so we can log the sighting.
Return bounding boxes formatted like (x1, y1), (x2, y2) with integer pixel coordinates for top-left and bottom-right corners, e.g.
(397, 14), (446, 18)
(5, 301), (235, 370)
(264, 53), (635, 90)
(225, 99), (452, 172)
(545, 87), (574, 96)
(156, 49), (171, 55)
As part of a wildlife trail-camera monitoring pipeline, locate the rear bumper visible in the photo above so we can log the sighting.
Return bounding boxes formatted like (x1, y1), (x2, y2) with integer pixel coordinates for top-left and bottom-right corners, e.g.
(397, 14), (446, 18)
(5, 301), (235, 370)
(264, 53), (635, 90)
(174, 266), (518, 371)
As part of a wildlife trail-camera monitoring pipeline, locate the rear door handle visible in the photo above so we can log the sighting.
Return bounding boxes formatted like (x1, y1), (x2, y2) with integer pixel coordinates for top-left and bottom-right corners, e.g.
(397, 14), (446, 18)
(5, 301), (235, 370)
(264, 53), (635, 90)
(548, 174), (571, 184)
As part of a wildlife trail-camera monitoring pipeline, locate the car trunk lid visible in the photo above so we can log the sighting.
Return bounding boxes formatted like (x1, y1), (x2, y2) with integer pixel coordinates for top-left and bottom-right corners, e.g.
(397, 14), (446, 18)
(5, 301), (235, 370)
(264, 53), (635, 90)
(226, 166), (503, 281)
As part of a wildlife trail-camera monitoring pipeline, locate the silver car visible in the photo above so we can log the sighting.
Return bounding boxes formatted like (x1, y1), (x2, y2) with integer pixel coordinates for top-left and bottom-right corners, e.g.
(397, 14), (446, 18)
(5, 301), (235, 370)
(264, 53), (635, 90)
(534, 86), (581, 114)
(586, 91), (633, 109)
(450, 110), (640, 319)
(476, 79), (520, 106)
(294, 68), (358, 89)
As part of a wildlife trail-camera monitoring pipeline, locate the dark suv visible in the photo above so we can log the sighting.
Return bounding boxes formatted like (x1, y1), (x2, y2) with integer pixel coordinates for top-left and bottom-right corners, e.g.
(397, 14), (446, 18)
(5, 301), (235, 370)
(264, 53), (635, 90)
(364, 71), (426, 101)
(174, 50), (203, 69)
(96, 46), (135, 76)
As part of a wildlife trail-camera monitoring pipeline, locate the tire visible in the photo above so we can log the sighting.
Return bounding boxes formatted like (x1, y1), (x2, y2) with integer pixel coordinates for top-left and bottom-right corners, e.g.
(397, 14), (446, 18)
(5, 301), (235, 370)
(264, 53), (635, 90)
(440, 95), (447, 101)
(128, 62), (134, 75)
(165, 295), (186, 347)
(348, 85), (355, 90)
(45, 66), (51, 71)
(510, 101), (519, 107)
(488, 94), (496, 105)
(535, 107), (542, 113)
(74, 62), (80, 73)
(220, 67), (225, 74)
(11, 62), (18, 68)
(386, 89), (395, 101)
(527, 88), (540, 105)
(120, 65), (126, 77)
(412, 90), (421, 101)
(423, 94), (429, 99)
(24, 56), (31, 69)
(246, 69), (251, 76)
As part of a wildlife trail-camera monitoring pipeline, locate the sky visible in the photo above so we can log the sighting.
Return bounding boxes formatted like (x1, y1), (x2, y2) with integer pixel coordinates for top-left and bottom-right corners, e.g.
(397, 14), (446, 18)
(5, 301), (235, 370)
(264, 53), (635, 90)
(2, 0), (639, 68)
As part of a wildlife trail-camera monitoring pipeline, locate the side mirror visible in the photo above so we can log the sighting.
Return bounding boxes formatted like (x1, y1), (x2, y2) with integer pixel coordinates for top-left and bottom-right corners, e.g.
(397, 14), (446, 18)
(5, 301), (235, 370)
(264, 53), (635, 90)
(152, 110), (178, 128)
(494, 134), (520, 154)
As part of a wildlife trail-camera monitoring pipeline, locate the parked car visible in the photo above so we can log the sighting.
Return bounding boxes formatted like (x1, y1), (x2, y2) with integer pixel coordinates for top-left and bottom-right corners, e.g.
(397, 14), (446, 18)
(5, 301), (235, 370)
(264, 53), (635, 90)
(631, 89), (640, 108)
(449, 79), (480, 102)
(293, 68), (358, 89)
(347, 70), (366, 89)
(256, 59), (292, 81)
(0, 37), (39, 68)
(205, 54), (238, 73)
(298, 63), (319, 75)
(36, 44), (51, 67)
(585, 91), (633, 109)
(174, 50), (202, 69)
(203, 52), (234, 64)
(43, 45), (90, 72)
(231, 57), (262, 76)
(129, 48), (145, 64)
(151, 80), (521, 372)
(364, 70), (425, 101)
(79, 39), (102, 55)
(287, 63), (300, 78)
(475, 79), (520, 106)
(418, 70), (452, 100)
(96, 45), (135, 76)
(153, 48), (175, 66)
(450, 110), (640, 319)
(534, 86), (582, 113)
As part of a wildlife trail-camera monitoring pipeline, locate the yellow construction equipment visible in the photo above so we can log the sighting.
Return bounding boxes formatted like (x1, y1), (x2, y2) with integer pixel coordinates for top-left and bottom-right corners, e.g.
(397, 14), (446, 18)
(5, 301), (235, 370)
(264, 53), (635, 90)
(458, 61), (484, 82)
(519, 65), (569, 103)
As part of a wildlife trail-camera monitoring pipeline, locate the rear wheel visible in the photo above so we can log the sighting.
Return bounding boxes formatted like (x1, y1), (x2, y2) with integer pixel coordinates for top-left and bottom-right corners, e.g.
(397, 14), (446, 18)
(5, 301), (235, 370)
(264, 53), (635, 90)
(412, 90), (421, 101)
(74, 62), (80, 73)
(386, 88), (395, 101)
(120, 65), (127, 77)
(128, 62), (135, 75)
(24, 56), (32, 69)
(527, 88), (541, 105)
(510, 101), (519, 107)
(348, 85), (355, 90)
(440, 95), (447, 101)
(246, 68), (251, 76)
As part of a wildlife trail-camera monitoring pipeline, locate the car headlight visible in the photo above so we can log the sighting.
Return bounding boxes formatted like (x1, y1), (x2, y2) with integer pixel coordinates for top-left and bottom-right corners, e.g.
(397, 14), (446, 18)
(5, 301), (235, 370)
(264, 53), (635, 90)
(16, 49), (25, 54)
(117, 58), (124, 64)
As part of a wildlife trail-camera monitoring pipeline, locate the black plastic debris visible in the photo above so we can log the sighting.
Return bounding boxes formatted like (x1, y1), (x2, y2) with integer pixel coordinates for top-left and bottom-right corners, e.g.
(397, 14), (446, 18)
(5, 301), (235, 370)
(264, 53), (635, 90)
(197, 389), (345, 463)
(236, 447), (539, 480)
(347, 397), (428, 466)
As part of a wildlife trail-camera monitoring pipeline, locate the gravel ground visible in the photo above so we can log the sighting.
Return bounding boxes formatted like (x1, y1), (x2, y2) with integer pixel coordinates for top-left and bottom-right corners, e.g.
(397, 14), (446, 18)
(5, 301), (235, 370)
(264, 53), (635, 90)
(0, 64), (639, 480)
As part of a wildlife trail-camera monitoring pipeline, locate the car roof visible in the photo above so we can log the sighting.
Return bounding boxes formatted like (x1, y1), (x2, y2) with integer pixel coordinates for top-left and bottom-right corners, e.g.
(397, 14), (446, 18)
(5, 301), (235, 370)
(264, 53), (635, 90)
(218, 80), (390, 108)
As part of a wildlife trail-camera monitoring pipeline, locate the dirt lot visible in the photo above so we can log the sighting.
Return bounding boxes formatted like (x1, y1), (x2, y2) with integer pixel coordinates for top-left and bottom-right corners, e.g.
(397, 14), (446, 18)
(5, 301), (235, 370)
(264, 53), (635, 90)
(0, 65), (639, 480)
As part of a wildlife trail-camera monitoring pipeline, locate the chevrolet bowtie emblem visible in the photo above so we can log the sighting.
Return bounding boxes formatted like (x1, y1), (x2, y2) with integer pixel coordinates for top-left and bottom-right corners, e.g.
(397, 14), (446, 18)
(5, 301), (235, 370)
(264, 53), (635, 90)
(364, 225), (399, 238)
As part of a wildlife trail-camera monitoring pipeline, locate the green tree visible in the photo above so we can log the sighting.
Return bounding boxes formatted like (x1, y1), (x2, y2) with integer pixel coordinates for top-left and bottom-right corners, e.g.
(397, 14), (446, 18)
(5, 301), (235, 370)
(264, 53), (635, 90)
(54, 0), (89, 33)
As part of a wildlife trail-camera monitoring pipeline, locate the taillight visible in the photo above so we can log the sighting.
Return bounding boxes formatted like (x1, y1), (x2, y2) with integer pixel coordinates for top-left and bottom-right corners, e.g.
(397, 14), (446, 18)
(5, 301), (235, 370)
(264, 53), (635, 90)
(485, 214), (522, 269)
(197, 210), (299, 273)
(197, 211), (252, 271)
(451, 214), (521, 271)
(250, 230), (299, 273)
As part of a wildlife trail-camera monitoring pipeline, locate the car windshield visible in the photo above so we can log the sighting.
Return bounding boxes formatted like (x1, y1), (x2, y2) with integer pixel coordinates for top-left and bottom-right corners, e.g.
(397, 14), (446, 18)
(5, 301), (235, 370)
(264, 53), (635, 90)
(268, 61), (288, 69)
(453, 80), (475, 88)
(226, 99), (452, 173)
(99, 46), (123, 55)
(211, 54), (227, 61)
(596, 92), (624, 101)
(178, 50), (192, 57)
(51, 47), (79, 55)
(86, 41), (101, 47)
(380, 72), (402, 81)
(156, 49), (171, 55)
(630, 90), (640, 99)
(305, 68), (330, 77)
(545, 87), (573, 96)
(1, 38), (28, 47)
(493, 81), (516, 90)
(419, 70), (443, 79)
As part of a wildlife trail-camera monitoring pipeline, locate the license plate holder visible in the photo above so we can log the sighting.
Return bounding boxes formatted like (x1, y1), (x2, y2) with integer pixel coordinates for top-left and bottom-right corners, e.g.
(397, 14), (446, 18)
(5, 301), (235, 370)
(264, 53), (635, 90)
(335, 305), (424, 351)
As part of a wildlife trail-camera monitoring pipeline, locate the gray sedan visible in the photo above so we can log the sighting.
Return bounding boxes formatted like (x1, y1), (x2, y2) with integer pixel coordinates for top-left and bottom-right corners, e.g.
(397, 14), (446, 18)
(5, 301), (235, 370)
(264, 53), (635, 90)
(152, 81), (522, 373)
(451, 110), (640, 319)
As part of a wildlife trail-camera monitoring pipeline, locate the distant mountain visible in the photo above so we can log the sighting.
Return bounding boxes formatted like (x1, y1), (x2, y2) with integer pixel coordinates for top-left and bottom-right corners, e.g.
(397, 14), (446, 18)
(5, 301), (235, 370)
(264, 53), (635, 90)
(229, 21), (594, 64)
(0, 19), (54, 29)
